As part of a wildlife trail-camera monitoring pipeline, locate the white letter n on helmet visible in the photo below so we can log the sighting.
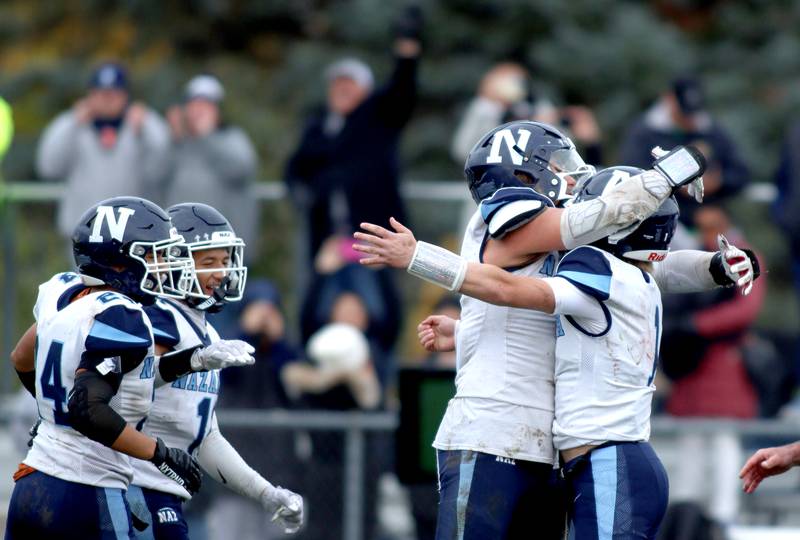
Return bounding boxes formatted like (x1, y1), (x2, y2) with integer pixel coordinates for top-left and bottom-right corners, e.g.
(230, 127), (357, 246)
(486, 128), (531, 165)
(89, 206), (135, 243)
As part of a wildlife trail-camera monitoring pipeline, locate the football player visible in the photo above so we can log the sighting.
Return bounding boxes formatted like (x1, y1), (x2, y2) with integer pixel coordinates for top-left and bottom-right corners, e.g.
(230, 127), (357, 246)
(353, 119), (755, 540)
(353, 166), (760, 538)
(126, 203), (303, 539)
(6, 197), (203, 539)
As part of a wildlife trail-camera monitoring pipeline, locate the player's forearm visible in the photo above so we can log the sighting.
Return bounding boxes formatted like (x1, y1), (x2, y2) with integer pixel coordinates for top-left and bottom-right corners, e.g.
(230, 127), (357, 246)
(560, 169), (672, 250)
(460, 262), (556, 312)
(652, 250), (717, 293)
(111, 425), (157, 460)
(11, 323), (37, 373)
(406, 241), (555, 311)
(196, 422), (270, 501)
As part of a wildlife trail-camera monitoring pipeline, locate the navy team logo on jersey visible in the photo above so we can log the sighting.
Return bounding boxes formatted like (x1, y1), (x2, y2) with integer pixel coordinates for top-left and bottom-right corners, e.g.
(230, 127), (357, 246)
(157, 507), (179, 524)
(172, 370), (219, 394)
(89, 205), (135, 243)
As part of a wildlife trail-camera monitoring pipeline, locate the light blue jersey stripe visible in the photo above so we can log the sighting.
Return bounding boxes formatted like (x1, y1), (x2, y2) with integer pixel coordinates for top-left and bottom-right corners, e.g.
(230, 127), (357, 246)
(558, 270), (611, 295)
(104, 487), (131, 540)
(90, 320), (150, 344)
(591, 445), (618, 540)
(456, 451), (477, 540)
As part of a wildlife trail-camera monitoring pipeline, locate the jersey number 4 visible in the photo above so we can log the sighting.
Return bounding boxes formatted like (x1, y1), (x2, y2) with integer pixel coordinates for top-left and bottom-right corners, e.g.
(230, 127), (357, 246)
(41, 341), (70, 426)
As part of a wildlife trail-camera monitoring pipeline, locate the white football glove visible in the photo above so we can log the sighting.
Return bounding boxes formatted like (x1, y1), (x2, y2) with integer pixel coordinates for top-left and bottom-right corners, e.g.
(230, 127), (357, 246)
(262, 485), (304, 534)
(717, 234), (755, 296)
(651, 145), (704, 203)
(190, 340), (255, 371)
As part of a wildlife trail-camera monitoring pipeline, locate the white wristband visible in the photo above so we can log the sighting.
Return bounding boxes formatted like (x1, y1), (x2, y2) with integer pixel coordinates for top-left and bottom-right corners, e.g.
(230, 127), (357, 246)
(407, 241), (468, 291)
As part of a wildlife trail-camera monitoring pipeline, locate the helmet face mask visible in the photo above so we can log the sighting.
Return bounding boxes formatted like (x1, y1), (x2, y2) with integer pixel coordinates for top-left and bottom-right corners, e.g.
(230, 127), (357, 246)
(179, 232), (248, 311)
(129, 230), (194, 301)
(465, 120), (595, 205)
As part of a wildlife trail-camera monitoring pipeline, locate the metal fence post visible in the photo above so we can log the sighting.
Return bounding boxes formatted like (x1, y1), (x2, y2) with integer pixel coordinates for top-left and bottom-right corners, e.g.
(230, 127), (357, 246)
(343, 426), (365, 540)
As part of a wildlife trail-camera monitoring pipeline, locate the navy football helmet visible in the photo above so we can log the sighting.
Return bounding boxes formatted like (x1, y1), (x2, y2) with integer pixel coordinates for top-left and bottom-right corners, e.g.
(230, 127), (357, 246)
(464, 120), (595, 205)
(72, 197), (192, 305)
(575, 166), (679, 262)
(168, 203), (247, 312)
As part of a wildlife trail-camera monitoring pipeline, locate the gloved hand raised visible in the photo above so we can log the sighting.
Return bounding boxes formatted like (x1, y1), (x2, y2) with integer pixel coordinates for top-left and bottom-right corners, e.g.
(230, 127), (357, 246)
(651, 145), (706, 203)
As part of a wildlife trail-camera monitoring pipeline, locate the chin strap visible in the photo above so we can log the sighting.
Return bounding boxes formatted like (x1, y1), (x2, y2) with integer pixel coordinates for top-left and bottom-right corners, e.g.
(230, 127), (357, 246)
(192, 274), (240, 312)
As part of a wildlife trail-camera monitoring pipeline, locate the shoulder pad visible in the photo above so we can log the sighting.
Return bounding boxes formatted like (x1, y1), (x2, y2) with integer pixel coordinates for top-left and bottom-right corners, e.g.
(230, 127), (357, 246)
(479, 187), (553, 239)
(144, 302), (181, 348)
(85, 304), (152, 359)
(555, 246), (612, 301)
(34, 273), (85, 320)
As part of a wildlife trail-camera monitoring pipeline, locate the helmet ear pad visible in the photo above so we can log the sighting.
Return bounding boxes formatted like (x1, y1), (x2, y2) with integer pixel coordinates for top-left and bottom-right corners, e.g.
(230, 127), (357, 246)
(469, 166), (528, 202)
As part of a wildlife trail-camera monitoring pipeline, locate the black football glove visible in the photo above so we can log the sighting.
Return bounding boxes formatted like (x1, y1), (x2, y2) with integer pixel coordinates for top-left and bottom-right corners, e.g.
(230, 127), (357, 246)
(150, 437), (202, 495)
(393, 4), (423, 41)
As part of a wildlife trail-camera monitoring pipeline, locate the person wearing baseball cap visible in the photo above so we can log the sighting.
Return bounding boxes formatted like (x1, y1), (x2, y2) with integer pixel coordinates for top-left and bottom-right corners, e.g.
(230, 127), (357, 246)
(163, 74), (259, 258)
(35, 61), (171, 251)
(619, 74), (750, 226)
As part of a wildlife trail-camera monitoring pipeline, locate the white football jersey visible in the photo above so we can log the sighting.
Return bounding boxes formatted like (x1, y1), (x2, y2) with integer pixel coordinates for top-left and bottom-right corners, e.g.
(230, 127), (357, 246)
(434, 189), (560, 465)
(131, 298), (221, 499)
(24, 272), (155, 490)
(548, 246), (662, 450)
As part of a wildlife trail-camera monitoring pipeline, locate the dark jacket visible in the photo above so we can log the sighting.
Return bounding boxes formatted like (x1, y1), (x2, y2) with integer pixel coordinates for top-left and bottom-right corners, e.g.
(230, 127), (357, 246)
(773, 121), (800, 247)
(619, 102), (749, 224)
(285, 56), (418, 257)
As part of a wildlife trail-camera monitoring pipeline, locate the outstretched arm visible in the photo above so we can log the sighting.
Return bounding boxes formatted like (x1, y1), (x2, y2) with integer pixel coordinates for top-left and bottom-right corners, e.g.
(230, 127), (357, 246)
(480, 149), (705, 267)
(652, 235), (760, 295)
(354, 218), (556, 313)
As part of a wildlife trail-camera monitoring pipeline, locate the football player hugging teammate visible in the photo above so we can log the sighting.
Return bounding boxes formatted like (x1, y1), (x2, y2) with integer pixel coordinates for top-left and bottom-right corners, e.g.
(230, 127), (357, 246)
(127, 203), (303, 540)
(353, 121), (759, 539)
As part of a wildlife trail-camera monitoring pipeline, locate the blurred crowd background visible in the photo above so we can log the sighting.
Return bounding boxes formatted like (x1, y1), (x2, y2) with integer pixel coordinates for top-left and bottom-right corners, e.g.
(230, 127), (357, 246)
(2, 1), (800, 539)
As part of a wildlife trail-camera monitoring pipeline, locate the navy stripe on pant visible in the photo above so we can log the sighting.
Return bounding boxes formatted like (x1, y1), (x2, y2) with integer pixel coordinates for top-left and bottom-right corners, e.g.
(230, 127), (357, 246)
(435, 449), (566, 540)
(5, 470), (133, 540)
(127, 485), (189, 540)
(563, 442), (669, 540)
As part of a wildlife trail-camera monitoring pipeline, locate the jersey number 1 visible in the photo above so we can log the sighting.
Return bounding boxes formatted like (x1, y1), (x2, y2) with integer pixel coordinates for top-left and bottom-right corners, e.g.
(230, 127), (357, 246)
(187, 397), (211, 455)
(41, 341), (70, 426)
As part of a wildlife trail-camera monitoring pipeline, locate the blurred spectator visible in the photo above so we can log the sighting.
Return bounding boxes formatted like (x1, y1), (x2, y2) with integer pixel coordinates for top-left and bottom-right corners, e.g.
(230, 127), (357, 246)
(221, 279), (297, 409)
(207, 280), (302, 540)
(773, 121), (800, 383)
(450, 62), (603, 165)
(36, 62), (170, 240)
(284, 7), (422, 261)
(164, 75), (259, 256)
(300, 236), (402, 387)
(619, 76), (749, 225)
(661, 205), (766, 524)
(281, 322), (381, 540)
(283, 322), (381, 411)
